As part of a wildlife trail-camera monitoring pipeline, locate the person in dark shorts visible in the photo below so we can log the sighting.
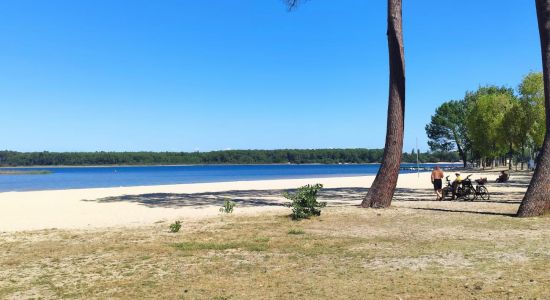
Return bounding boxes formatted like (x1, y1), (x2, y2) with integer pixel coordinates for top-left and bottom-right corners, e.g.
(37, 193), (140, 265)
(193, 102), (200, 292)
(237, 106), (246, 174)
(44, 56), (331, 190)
(431, 166), (444, 200)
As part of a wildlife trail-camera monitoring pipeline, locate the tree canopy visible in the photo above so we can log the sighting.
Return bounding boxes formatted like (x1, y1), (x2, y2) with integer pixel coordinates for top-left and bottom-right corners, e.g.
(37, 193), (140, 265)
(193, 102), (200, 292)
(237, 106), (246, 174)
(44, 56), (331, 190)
(425, 100), (470, 166)
(0, 149), (459, 167)
(426, 72), (544, 168)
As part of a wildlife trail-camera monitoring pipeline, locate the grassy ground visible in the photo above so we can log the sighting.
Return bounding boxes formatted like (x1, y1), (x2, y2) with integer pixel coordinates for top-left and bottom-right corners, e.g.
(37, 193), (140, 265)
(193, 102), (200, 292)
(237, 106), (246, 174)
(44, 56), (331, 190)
(1, 204), (549, 299)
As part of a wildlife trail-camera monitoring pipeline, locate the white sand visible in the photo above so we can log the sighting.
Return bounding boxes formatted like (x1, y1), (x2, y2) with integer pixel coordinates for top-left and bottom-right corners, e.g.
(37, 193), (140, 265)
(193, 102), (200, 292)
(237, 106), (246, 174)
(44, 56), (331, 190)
(0, 172), (508, 232)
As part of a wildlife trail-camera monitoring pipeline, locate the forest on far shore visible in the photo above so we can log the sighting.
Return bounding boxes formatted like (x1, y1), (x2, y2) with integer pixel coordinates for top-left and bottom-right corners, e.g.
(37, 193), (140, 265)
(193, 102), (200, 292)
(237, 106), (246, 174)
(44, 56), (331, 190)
(0, 149), (460, 167)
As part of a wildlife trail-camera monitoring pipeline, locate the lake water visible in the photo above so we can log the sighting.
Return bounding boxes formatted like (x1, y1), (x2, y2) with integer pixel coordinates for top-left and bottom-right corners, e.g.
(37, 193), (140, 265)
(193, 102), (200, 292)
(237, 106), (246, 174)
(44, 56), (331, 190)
(0, 164), (458, 192)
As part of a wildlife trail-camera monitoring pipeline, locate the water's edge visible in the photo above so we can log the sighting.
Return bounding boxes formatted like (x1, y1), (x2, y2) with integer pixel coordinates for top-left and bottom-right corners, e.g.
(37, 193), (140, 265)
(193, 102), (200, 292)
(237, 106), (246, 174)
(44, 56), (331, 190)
(0, 164), (459, 192)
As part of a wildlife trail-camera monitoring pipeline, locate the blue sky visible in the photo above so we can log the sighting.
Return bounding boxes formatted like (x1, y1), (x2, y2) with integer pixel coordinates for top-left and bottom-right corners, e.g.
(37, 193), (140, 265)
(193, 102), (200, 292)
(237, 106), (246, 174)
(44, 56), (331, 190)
(0, 0), (541, 152)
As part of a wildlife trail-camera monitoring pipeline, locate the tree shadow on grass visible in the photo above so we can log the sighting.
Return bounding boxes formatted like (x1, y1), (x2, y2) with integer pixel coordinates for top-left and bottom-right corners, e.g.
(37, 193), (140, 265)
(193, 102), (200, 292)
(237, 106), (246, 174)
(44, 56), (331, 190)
(407, 207), (517, 217)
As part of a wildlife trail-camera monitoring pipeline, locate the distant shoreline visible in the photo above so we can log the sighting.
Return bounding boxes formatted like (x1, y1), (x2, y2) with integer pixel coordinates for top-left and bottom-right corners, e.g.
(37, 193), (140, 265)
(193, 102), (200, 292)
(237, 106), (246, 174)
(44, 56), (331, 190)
(0, 149), (462, 167)
(0, 162), (464, 169)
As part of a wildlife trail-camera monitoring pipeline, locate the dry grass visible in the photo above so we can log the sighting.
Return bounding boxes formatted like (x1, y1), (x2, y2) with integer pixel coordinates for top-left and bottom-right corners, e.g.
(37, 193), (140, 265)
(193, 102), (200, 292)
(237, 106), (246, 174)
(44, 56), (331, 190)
(1, 202), (549, 299)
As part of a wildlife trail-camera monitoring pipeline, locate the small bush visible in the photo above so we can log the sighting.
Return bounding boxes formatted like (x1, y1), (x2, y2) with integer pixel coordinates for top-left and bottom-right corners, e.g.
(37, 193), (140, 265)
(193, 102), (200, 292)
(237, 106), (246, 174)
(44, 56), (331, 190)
(169, 221), (182, 233)
(283, 183), (326, 220)
(287, 228), (305, 235)
(219, 199), (235, 214)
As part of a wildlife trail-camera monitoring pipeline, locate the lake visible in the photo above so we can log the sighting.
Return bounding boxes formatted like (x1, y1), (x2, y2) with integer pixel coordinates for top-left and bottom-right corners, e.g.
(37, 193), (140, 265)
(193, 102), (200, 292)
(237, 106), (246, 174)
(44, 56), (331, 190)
(0, 164), (458, 192)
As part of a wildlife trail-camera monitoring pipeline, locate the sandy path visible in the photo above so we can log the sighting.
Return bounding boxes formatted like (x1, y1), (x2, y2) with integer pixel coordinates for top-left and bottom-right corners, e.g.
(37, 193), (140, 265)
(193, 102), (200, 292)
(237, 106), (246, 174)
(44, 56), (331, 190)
(0, 171), (527, 231)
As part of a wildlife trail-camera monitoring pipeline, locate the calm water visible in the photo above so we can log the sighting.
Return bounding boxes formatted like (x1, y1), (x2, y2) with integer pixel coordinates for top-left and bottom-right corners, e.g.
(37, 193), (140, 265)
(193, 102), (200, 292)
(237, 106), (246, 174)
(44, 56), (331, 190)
(0, 164), (457, 192)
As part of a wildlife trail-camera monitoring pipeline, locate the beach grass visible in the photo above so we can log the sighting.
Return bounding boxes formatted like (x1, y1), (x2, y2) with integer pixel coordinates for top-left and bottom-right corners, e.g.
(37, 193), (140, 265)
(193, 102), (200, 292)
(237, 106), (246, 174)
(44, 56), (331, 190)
(0, 206), (549, 299)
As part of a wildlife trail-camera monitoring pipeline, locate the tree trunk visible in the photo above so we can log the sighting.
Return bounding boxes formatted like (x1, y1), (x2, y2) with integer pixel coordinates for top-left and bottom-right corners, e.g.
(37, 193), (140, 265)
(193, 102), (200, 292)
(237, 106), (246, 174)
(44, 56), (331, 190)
(452, 130), (467, 168)
(362, 0), (405, 208)
(517, 0), (550, 217)
(509, 143), (513, 170)
(521, 144), (525, 170)
(456, 143), (467, 168)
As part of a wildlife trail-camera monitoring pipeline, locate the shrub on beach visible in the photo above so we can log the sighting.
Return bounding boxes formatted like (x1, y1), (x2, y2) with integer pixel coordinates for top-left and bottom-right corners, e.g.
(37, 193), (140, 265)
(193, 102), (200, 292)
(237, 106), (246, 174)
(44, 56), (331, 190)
(283, 183), (326, 220)
(169, 220), (182, 233)
(219, 199), (235, 214)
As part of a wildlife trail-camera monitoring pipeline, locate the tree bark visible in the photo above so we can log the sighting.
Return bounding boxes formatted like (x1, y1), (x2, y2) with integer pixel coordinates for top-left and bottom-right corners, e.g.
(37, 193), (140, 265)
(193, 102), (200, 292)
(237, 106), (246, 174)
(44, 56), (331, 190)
(521, 144), (525, 170)
(455, 136), (467, 168)
(460, 150), (467, 168)
(362, 0), (405, 208)
(451, 129), (467, 168)
(509, 143), (513, 170)
(517, 0), (550, 217)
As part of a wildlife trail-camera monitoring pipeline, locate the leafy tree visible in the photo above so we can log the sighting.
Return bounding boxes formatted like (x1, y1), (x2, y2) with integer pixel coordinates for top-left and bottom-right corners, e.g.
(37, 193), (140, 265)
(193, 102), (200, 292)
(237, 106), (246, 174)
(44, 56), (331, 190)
(502, 97), (533, 169)
(425, 100), (470, 167)
(499, 98), (532, 169)
(465, 89), (514, 167)
(517, 0), (550, 217)
(519, 72), (545, 149)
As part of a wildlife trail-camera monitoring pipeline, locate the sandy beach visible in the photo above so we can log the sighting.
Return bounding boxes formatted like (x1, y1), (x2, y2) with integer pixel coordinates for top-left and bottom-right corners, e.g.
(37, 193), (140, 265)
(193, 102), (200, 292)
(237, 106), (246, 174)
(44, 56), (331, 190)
(0, 170), (528, 232)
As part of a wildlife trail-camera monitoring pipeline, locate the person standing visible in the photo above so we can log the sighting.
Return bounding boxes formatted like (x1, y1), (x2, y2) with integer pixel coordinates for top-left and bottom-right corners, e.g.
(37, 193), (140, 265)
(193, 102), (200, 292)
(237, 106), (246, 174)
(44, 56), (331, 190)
(452, 172), (463, 200)
(431, 166), (444, 200)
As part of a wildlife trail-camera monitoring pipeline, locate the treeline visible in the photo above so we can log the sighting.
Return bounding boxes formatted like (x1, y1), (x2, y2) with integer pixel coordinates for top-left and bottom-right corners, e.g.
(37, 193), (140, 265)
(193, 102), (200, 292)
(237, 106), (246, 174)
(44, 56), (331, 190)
(0, 149), (460, 166)
(426, 72), (544, 169)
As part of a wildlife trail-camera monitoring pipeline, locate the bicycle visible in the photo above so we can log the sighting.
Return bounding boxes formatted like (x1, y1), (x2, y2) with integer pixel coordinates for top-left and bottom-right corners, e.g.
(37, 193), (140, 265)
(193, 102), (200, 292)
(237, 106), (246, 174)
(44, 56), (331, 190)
(474, 177), (490, 200)
(442, 175), (475, 201)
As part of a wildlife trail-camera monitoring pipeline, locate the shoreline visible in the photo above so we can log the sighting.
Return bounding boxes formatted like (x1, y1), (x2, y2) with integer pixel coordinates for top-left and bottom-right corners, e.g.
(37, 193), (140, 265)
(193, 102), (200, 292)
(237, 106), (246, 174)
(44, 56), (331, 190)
(0, 164), (463, 193)
(0, 170), (436, 194)
(0, 162), (464, 169)
(0, 173), (374, 194)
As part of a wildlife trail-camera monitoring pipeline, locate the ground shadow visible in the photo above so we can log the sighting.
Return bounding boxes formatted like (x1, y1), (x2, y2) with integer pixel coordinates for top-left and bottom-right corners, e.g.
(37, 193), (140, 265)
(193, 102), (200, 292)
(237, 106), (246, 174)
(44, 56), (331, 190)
(408, 207), (516, 217)
(84, 187), (371, 209)
(83, 183), (526, 212)
(84, 190), (285, 209)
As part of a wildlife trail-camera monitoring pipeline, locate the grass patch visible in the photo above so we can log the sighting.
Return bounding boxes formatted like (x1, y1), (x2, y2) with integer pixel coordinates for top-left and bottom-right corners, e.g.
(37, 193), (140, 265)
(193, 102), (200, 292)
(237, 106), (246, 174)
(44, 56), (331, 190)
(174, 240), (268, 252)
(1, 206), (549, 299)
(287, 228), (305, 235)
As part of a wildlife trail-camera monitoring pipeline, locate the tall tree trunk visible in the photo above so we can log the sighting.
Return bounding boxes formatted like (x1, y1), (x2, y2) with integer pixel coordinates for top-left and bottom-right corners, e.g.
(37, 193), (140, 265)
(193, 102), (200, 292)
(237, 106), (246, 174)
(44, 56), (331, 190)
(451, 130), (467, 168)
(517, 0), (550, 217)
(509, 143), (513, 170)
(521, 144), (525, 170)
(455, 141), (467, 168)
(460, 151), (467, 168)
(362, 0), (405, 208)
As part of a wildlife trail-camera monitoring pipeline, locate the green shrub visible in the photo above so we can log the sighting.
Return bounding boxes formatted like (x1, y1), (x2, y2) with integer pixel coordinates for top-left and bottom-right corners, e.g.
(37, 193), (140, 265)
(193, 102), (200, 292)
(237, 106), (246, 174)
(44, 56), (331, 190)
(283, 183), (326, 220)
(169, 220), (182, 233)
(219, 199), (235, 214)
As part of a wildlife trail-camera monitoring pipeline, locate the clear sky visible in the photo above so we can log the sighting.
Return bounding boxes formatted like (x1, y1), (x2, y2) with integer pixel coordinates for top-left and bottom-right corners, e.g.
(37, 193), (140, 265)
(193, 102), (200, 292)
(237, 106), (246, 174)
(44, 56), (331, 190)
(0, 0), (541, 152)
